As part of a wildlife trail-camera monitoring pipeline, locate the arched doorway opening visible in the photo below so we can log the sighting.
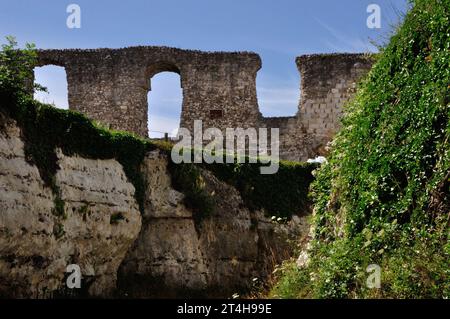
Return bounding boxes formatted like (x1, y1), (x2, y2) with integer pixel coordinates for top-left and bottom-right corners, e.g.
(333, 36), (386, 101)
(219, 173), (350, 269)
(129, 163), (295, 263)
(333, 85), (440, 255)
(33, 65), (68, 109)
(146, 63), (182, 139)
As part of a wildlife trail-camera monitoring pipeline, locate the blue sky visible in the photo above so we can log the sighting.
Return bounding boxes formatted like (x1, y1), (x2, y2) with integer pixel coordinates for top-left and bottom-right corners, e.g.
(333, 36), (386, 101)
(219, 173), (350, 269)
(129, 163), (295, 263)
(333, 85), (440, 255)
(0, 0), (409, 137)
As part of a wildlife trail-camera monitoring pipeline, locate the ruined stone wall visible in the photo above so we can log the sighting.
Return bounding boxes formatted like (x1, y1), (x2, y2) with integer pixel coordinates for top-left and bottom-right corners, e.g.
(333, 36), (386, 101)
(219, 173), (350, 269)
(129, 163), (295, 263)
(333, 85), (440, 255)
(296, 53), (373, 156)
(259, 54), (373, 161)
(37, 47), (372, 161)
(37, 47), (261, 137)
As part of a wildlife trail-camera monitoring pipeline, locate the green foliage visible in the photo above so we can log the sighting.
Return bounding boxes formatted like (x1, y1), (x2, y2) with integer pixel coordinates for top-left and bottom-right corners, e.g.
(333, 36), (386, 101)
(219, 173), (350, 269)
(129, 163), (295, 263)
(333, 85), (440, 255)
(202, 160), (316, 219)
(52, 197), (66, 218)
(328, 0), (450, 237)
(168, 162), (216, 225)
(377, 232), (450, 298)
(168, 158), (316, 225)
(0, 36), (42, 94)
(272, 0), (450, 299)
(270, 260), (313, 299)
(53, 223), (65, 240)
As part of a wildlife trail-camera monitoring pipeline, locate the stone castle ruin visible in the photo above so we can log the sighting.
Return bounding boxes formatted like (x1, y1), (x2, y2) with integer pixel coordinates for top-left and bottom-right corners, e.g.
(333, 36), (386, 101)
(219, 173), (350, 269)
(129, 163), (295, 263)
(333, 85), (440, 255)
(37, 47), (373, 161)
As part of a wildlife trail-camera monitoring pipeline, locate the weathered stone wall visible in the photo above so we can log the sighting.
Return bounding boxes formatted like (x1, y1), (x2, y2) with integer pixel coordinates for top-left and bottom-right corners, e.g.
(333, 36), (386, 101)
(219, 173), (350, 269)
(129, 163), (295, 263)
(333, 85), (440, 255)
(260, 54), (373, 161)
(37, 47), (373, 161)
(296, 53), (373, 155)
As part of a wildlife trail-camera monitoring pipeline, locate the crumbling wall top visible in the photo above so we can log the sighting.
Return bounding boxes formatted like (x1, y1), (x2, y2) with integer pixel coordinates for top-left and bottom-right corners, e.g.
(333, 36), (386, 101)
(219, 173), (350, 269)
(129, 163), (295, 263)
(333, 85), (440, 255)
(37, 46), (262, 72)
(296, 53), (374, 90)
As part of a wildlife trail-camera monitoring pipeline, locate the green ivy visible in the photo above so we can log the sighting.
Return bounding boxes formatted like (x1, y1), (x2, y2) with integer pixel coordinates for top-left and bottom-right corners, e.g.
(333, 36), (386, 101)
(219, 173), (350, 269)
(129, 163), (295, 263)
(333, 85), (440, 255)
(272, 0), (450, 299)
(201, 160), (316, 219)
(168, 162), (216, 226)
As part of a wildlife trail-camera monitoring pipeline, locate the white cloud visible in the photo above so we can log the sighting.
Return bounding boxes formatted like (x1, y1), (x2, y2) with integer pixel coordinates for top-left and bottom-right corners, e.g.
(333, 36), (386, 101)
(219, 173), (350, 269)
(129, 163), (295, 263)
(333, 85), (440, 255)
(33, 65), (69, 109)
(314, 18), (377, 53)
(257, 87), (299, 117)
(147, 114), (181, 138)
(34, 91), (69, 109)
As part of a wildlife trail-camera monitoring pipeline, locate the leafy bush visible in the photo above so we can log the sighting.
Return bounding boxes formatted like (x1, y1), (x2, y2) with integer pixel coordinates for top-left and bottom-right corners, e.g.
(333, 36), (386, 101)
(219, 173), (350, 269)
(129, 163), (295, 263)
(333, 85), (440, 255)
(168, 162), (216, 226)
(0, 36), (41, 94)
(203, 160), (316, 219)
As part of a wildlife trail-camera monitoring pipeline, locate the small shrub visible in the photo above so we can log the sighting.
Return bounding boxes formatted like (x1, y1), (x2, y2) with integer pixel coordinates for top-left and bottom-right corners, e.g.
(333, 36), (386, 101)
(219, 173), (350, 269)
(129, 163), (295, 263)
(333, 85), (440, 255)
(168, 162), (215, 225)
(52, 198), (66, 218)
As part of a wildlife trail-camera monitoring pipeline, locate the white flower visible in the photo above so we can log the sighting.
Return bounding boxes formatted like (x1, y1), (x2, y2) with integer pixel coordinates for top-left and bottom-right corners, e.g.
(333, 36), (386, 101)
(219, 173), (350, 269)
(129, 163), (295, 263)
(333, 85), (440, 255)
(307, 156), (327, 164)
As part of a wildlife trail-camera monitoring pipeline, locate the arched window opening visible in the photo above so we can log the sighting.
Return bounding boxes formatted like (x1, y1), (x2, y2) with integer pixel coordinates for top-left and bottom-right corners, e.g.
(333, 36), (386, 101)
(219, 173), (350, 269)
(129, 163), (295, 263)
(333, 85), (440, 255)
(33, 65), (69, 109)
(147, 71), (183, 139)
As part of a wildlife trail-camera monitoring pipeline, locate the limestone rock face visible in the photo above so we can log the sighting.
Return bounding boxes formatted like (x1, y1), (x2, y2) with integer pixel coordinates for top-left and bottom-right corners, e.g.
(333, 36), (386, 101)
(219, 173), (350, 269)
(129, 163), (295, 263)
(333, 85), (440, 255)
(118, 151), (208, 297)
(0, 117), (56, 298)
(119, 151), (307, 297)
(0, 114), (308, 298)
(196, 170), (259, 295)
(0, 117), (141, 298)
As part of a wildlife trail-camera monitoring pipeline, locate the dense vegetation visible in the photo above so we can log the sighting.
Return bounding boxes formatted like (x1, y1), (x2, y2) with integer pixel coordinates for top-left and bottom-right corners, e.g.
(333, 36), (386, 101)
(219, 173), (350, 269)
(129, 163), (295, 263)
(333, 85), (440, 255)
(271, 0), (449, 298)
(168, 160), (316, 226)
(201, 160), (315, 219)
(0, 37), (315, 221)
